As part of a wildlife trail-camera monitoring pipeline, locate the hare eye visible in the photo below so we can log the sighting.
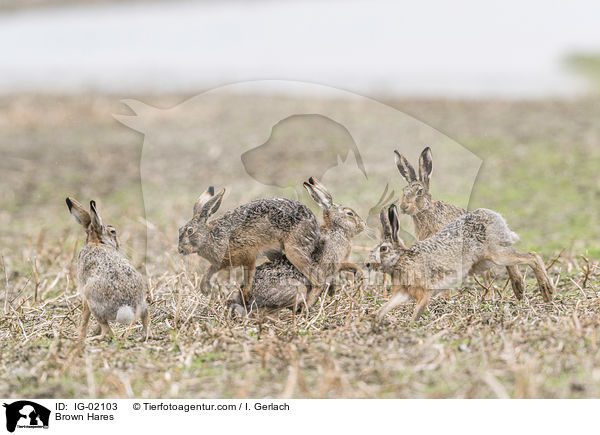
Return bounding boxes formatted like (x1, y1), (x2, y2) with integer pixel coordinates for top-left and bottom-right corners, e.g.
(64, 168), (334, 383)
(345, 210), (354, 217)
(109, 228), (117, 235)
(380, 246), (389, 252)
(417, 188), (424, 195)
(187, 227), (194, 236)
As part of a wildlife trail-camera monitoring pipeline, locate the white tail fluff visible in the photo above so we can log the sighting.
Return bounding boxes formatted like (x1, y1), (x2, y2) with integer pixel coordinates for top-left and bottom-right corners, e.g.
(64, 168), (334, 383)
(510, 231), (520, 244)
(115, 305), (135, 324)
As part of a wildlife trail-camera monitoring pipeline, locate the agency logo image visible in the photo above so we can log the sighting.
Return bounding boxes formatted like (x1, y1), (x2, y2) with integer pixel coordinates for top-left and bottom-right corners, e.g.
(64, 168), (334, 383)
(3, 401), (50, 433)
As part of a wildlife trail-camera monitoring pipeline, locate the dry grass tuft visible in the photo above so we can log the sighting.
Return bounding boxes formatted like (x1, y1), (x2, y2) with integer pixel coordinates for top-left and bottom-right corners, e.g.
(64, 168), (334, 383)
(1, 242), (599, 398)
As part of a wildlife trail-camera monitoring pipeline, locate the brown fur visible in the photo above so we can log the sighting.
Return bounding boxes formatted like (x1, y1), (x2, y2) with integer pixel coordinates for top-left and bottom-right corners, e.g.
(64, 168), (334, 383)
(395, 147), (526, 298)
(66, 197), (149, 343)
(370, 205), (554, 323)
(229, 177), (364, 316)
(178, 187), (321, 300)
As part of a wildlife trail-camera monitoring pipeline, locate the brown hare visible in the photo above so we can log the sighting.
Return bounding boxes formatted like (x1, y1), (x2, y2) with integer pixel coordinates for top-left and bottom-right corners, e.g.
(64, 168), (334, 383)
(66, 197), (150, 342)
(369, 204), (554, 323)
(394, 147), (526, 299)
(229, 177), (364, 316)
(177, 186), (321, 301)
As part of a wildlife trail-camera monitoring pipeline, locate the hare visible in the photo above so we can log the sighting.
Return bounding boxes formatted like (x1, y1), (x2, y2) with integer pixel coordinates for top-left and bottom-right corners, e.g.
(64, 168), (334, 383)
(228, 256), (310, 315)
(177, 186), (321, 301)
(394, 147), (526, 299)
(368, 204), (554, 323)
(66, 197), (150, 342)
(229, 177), (365, 315)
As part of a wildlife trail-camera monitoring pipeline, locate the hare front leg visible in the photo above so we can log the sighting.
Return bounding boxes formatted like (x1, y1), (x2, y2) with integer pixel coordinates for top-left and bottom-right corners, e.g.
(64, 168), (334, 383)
(377, 290), (410, 321)
(241, 260), (256, 303)
(377, 273), (410, 321)
(410, 288), (430, 323)
(200, 264), (219, 295)
(330, 262), (364, 296)
(339, 262), (364, 280)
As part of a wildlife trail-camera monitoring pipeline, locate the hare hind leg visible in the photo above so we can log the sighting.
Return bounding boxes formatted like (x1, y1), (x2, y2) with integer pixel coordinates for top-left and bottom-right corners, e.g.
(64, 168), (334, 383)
(283, 242), (324, 308)
(141, 307), (150, 341)
(283, 243), (315, 282)
(506, 265), (525, 300)
(90, 320), (114, 341)
(283, 220), (320, 283)
(79, 300), (91, 342)
(527, 251), (554, 301)
(490, 250), (553, 302)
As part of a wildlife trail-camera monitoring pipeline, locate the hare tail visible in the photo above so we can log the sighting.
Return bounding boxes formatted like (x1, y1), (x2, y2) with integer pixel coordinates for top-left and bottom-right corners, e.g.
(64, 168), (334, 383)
(116, 306), (135, 324)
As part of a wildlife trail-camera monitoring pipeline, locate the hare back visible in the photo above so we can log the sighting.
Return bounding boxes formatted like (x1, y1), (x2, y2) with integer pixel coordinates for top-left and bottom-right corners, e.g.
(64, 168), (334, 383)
(399, 209), (516, 289)
(413, 200), (467, 241)
(77, 245), (146, 322)
(218, 198), (316, 233)
(209, 198), (320, 261)
(415, 208), (507, 252)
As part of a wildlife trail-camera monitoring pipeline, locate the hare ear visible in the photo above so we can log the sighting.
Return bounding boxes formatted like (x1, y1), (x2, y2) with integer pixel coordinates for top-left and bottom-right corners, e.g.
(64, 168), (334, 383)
(308, 177), (333, 207)
(394, 149), (417, 183)
(419, 147), (433, 190)
(303, 182), (320, 207)
(66, 197), (91, 228)
(304, 177), (332, 209)
(89, 200), (103, 231)
(193, 186), (215, 217)
(388, 204), (407, 249)
(201, 188), (225, 218)
(379, 207), (392, 241)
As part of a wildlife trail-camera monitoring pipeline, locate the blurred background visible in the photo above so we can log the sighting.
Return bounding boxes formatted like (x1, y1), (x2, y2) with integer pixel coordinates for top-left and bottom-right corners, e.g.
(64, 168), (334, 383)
(1, 0), (600, 97)
(2, 0), (600, 265)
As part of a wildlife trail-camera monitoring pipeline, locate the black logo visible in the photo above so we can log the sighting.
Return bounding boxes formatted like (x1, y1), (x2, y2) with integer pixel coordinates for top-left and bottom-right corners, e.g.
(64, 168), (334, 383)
(3, 401), (50, 433)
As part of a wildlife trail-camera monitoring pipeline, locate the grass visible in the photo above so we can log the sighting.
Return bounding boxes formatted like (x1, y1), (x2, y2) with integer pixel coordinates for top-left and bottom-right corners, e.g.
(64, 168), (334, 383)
(1, 94), (600, 398)
(565, 53), (600, 93)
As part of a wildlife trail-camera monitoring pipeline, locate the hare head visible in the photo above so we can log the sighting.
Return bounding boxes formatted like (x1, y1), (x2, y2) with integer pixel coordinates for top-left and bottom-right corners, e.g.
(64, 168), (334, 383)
(178, 186), (225, 255)
(66, 197), (119, 249)
(394, 147), (433, 216)
(367, 204), (407, 270)
(303, 177), (364, 237)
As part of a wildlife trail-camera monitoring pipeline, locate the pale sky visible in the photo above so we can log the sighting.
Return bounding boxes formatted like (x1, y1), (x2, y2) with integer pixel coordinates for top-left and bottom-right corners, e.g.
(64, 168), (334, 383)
(1, 0), (599, 97)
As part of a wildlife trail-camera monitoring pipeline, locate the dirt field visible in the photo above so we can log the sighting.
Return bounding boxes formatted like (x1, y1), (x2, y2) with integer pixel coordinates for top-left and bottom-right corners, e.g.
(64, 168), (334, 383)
(1, 94), (599, 398)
